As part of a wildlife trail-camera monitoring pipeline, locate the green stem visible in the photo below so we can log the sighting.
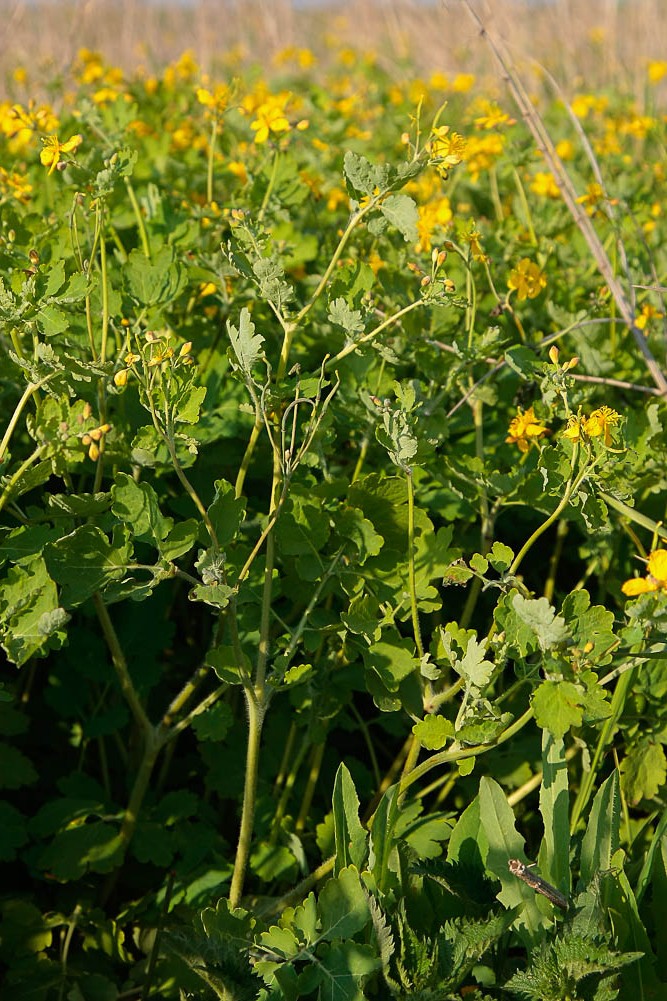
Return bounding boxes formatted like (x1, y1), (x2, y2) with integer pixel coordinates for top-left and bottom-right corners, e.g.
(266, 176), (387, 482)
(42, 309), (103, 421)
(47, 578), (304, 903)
(0, 375), (54, 463)
(508, 445), (580, 577)
(0, 444), (47, 514)
(229, 693), (264, 908)
(93, 593), (152, 735)
(296, 741), (326, 832)
(125, 177), (151, 258)
(406, 468), (424, 660)
(206, 118), (218, 205)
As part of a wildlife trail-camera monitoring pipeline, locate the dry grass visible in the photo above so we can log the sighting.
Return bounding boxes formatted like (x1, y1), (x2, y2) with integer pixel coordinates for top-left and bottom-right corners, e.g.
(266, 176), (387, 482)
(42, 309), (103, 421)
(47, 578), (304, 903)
(0, 0), (666, 100)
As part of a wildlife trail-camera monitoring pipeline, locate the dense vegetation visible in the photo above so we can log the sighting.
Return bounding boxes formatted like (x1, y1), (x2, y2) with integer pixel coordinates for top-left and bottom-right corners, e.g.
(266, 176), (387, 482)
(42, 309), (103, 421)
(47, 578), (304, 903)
(1, 40), (667, 1000)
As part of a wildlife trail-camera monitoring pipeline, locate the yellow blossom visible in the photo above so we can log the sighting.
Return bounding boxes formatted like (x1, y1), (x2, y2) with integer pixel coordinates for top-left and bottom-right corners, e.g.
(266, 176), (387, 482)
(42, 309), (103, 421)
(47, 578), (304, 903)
(530, 171), (561, 199)
(428, 125), (467, 175)
(40, 133), (82, 174)
(464, 133), (505, 181)
(415, 197), (453, 253)
(555, 139), (575, 160)
(250, 96), (291, 143)
(452, 73), (475, 92)
(507, 259), (547, 301)
(582, 406), (620, 446)
(648, 60), (667, 84)
(464, 224), (487, 262)
(471, 99), (513, 130)
(622, 549), (667, 596)
(635, 303), (664, 330)
(506, 406), (549, 453)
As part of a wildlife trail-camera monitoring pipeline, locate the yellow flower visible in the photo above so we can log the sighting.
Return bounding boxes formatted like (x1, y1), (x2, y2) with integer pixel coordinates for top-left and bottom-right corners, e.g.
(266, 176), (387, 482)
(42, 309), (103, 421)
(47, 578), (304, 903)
(582, 406), (620, 446)
(648, 60), (667, 85)
(530, 171), (561, 199)
(250, 96), (291, 144)
(452, 73), (475, 93)
(622, 549), (667, 596)
(464, 224), (487, 262)
(635, 303), (664, 330)
(428, 126), (467, 176)
(40, 133), (82, 174)
(562, 406), (620, 447)
(507, 259), (547, 301)
(562, 415), (583, 443)
(471, 99), (513, 130)
(464, 133), (505, 181)
(506, 406), (549, 453)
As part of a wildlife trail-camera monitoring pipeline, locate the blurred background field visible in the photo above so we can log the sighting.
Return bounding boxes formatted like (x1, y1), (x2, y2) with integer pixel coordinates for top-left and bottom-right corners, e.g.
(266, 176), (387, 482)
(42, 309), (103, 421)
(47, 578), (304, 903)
(1, 0), (666, 102)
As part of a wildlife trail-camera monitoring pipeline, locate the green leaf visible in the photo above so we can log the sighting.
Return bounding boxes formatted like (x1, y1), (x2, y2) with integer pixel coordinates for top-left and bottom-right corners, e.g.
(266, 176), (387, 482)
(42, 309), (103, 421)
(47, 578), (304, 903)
(123, 244), (185, 306)
(511, 594), (569, 651)
(621, 740), (667, 805)
(579, 770), (620, 886)
(341, 593), (382, 642)
(174, 384), (207, 424)
(412, 714), (454, 750)
(531, 680), (583, 738)
(111, 472), (172, 543)
(159, 519), (199, 561)
(368, 785), (401, 893)
(227, 307), (265, 376)
(312, 941), (380, 1001)
(332, 765), (368, 874)
(379, 194), (418, 242)
(0, 743), (38, 789)
(479, 776), (545, 944)
(364, 639), (418, 692)
(457, 635), (494, 689)
(191, 701), (234, 742)
(328, 297), (365, 336)
(319, 866), (371, 941)
(538, 730), (570, 899)
(36, 822), (124, 880)
(45, 525), (131, 607)
(207, 478), (246, 547)
(488, 541), (513, 572)
(0, 556), (69, 666)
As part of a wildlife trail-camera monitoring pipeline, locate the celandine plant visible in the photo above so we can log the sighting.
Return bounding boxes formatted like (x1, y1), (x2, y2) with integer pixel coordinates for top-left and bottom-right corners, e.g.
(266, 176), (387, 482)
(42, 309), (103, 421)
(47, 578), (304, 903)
(0, 44), (666, 1001)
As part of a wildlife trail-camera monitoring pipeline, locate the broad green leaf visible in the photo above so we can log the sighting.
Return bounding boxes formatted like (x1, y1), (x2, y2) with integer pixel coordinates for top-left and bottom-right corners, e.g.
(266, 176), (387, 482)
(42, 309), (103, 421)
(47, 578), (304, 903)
(447, 795), (487, 869)
(364, 640), (418, 692)
(332, 764), (368, 874)
(311, 941), (380, 1001)
(124, 244), (185, 306)
(159, 519), (199, 561)
(319, 866), (371, 941)
(532, 680), (583, 738)
(579, 770), (620, 886)
(207, 478), (246, 547)
(538, 730), (570, 898)
(45, 525), (131, 607)
(379, 194), (418, 242)
(340, 593), (382, 642)
(511, 594), (569, 651)
(479, 776), (545, 943)
(111, 472), (172, 543)
(36, 822), (124, 880)
(621, 740), (667, 805)
(412, 714), (454, 750)
(0, 556), (69, 666)
(191, 701), (234, 742)
(258, 924), (301, 960)
(488, 541), (514, 572)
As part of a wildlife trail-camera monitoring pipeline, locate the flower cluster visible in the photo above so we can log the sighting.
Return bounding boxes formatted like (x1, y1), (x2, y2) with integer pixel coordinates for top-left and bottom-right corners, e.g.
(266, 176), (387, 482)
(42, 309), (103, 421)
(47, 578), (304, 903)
(562, 406), (620, 447)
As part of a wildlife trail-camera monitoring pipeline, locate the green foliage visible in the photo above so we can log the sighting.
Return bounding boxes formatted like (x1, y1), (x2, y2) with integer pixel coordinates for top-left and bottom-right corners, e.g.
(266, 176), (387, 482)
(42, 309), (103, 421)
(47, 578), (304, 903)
(1, 38), (667, 1001)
